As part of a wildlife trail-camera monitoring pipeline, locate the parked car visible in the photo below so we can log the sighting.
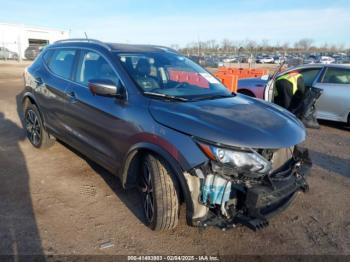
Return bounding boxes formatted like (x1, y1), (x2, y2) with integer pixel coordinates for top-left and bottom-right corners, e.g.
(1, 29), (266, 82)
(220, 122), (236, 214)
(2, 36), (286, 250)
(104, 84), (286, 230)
(0, 47), (18, 60)
(304, 55), (318, 64)
(273, 56), (284, 64)
(223, 57), (238, 63)
(319, 56), (335, 64)
(256, 56), (274, 64)
(24, 46), (43, 60)
(237, 64), (350, 124)
(22, 39), (311, 231)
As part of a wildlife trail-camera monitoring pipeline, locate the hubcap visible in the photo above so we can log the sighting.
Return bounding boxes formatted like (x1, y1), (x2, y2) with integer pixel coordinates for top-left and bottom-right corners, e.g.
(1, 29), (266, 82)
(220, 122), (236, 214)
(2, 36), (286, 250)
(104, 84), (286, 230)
(25, 109), (41, 146)
(140, 162), (154, 223)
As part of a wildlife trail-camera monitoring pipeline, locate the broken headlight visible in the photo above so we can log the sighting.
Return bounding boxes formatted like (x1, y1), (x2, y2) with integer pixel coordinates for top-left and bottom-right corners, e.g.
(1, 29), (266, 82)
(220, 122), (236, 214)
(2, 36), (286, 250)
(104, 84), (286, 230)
(198, 142), (272, 175)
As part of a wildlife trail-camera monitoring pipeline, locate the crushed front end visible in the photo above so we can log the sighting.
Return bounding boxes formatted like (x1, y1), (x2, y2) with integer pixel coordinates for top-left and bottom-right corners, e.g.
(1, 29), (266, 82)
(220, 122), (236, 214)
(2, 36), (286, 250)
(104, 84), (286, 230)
(184, 143), (311, 231)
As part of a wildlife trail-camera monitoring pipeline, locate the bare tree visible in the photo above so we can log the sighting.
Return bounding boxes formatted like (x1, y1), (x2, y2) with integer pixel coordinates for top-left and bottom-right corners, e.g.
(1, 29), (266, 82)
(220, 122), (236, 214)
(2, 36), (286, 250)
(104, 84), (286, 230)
(221, 38), (233, 53)
(295, 38), (314, 51)
(244, 39), (257, 53)
(178, 38), (348, 57)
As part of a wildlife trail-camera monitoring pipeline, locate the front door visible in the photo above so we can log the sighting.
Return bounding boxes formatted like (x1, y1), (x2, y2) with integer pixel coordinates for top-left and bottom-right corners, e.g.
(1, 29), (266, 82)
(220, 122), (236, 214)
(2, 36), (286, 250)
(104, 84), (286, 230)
(63, 50), (130, 172)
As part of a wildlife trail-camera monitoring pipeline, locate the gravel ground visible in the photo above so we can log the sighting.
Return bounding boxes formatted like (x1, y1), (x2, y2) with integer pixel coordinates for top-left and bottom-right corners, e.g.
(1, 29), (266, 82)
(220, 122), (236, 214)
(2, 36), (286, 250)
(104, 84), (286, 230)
(0, 63), (349, 256)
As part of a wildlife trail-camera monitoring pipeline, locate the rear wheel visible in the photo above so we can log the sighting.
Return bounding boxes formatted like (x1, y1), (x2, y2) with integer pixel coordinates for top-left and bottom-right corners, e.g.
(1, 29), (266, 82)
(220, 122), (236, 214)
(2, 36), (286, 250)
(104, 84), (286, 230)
(24, 103), (54, 149)
(139, 154), (179, 231)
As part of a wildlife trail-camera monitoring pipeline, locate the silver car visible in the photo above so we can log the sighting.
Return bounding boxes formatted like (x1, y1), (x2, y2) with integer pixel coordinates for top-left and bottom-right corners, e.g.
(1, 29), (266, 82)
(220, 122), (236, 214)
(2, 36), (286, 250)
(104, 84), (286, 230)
(0, 47), (18, 60)
(262, 64), (350, 124)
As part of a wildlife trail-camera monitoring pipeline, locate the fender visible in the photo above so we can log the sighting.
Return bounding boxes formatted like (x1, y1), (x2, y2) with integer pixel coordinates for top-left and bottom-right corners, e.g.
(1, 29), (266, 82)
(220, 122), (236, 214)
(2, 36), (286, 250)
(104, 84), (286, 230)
(120, 142), (195, 226)
(22, 91), (37, 106)
(22, 91), (47, 124)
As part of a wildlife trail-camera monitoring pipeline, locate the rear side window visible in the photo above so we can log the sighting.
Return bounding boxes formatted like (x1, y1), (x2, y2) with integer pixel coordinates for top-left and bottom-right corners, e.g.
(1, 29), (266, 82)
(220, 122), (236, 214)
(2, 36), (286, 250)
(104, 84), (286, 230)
(322, 68), (350, 84)
(42, 50), (53, 64)
(48, 49), (77, 79)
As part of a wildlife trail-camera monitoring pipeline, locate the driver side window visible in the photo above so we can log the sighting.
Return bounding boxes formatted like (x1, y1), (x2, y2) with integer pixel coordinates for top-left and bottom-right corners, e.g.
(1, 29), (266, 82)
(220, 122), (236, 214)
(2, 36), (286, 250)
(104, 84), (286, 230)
(76, 50), (119, 86)
(299, 68), (321, 87)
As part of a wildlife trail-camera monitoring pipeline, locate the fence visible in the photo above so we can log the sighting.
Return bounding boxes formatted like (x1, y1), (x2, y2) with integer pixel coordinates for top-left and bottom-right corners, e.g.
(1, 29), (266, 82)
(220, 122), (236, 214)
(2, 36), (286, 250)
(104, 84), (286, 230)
(214, 67), (269, 92)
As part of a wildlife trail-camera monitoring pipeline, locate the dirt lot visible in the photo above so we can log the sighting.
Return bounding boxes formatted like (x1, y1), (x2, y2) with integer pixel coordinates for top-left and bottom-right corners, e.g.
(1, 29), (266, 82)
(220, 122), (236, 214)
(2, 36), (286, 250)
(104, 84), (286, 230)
(0, 63), (349, 256)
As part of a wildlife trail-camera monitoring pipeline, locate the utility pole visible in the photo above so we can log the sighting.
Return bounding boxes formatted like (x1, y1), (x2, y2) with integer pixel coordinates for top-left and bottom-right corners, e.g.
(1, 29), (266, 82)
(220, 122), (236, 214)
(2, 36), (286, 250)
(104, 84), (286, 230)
(17, 35), (22, 62)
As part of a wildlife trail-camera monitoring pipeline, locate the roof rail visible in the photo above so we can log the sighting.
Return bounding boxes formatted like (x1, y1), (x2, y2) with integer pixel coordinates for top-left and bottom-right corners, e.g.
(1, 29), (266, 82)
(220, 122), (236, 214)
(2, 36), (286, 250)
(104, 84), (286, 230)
(54, 38), (111, 51)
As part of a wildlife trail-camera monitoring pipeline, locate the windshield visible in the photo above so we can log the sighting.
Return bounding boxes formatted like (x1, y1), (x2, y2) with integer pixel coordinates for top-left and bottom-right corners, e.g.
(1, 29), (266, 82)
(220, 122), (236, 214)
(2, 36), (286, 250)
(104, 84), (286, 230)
(117, 51), (231, 100)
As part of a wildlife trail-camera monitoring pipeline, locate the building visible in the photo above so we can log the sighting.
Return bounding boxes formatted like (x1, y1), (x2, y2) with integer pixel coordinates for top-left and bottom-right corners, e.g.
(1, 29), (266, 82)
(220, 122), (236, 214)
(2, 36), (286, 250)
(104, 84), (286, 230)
(0, 23), (69, 60)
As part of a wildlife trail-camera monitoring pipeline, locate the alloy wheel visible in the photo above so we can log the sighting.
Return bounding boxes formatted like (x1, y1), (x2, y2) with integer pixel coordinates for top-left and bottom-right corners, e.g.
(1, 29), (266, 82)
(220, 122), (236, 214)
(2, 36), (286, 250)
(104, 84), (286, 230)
(140, 162), (154, 223)
(25, 109), (41, 146)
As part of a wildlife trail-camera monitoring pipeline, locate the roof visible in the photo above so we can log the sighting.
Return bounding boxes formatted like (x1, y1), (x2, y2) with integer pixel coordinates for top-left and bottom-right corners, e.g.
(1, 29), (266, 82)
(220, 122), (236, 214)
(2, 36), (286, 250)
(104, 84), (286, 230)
(277, 63), (350, 78)
(106, 43), (177, 53)
(293, 63), (350, 69)
(52, 38), (177, 53)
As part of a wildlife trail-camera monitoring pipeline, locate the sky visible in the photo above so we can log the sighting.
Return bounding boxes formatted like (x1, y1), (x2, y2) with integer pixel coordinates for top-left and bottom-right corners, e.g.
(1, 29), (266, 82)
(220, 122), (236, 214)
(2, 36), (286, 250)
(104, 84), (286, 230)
(0, 0), (350, 47)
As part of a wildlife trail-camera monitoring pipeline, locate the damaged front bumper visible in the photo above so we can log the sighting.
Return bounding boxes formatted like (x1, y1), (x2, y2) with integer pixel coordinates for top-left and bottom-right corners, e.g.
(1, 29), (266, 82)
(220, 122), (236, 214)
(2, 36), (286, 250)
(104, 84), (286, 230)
(184, 147), (312, 231)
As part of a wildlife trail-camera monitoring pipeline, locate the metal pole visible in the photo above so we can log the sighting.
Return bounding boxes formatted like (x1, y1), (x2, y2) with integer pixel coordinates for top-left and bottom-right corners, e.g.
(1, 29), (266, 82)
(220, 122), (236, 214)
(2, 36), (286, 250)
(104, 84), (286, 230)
(18, 35), (22, 62)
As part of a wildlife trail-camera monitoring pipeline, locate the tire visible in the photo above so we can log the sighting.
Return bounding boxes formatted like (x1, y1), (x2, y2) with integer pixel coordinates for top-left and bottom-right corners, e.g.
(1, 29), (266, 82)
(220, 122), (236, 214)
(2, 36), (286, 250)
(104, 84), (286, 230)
(24, 103), (54, 149)
(139, 154), (179, 231)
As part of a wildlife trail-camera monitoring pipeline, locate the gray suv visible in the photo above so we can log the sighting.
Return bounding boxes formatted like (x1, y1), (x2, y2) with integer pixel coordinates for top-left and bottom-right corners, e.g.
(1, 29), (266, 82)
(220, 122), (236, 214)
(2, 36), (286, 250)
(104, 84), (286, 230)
(22, 39), (311, 231)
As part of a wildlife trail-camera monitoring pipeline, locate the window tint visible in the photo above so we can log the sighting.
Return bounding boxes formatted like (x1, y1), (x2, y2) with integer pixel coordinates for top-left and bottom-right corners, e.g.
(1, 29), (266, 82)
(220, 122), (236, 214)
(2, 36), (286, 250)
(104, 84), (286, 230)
(299, 68), (321, 87)
(76, 51), (119, 85)
(322, 68), (350, 84)
(42, 50), (53, 64)
(48, 49), (76, 79)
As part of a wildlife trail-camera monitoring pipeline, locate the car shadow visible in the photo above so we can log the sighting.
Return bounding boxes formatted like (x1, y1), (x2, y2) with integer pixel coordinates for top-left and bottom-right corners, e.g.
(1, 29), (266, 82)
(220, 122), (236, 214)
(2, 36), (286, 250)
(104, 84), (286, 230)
(319, 119), (350, 131)
(0, 110), (45, 260)
(309, 149), (350, 177)
(58, 141), (148, 227)
(15, 92), (148, 231)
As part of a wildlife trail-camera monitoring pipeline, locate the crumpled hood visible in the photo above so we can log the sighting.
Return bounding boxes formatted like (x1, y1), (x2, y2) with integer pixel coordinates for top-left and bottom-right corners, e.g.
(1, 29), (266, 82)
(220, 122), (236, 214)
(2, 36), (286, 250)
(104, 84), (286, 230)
(149, 95), (305, 149)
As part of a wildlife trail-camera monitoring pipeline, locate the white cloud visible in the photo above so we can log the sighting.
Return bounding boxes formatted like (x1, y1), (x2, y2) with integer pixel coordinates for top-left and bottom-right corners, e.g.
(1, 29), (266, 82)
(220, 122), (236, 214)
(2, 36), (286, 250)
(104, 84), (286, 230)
(71, 8), (350, 46)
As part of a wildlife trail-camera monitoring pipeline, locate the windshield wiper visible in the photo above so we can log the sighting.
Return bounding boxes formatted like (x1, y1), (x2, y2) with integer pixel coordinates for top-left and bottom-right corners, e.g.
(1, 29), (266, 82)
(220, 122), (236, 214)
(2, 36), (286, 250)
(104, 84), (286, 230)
(143, 92), (188, 101)
(190, 94), (234, 101)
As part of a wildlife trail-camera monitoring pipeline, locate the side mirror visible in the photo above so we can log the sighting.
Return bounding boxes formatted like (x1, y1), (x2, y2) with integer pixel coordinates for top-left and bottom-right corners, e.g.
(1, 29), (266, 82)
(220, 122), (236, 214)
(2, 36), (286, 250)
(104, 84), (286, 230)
(88, 79), (123, 97)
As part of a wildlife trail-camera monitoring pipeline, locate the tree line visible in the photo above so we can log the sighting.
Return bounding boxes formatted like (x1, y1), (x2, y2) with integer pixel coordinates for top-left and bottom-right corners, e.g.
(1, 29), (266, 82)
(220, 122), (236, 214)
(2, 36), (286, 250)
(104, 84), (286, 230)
(172, 38), (349, 55)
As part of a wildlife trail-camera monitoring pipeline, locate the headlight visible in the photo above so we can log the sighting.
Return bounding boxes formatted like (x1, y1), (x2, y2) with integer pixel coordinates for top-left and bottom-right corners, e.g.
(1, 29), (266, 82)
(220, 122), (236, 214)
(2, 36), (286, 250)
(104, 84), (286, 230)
(198, 142), (272, 175)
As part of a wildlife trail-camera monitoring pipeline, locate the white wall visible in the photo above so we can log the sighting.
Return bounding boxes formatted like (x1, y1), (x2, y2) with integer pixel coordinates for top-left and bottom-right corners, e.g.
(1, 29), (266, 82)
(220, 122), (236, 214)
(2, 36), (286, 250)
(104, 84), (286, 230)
(0, 23), (69, 59)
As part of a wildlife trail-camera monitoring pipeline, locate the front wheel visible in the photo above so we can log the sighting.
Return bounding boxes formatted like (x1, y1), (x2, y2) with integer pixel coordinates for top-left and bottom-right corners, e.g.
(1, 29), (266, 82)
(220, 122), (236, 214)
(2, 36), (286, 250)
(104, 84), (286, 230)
(139, 154), (179, 231)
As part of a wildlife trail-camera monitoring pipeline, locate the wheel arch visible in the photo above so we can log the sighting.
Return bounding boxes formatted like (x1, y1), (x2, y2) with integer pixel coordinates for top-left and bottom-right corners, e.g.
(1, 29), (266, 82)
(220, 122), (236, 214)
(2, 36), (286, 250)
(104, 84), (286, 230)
(121, 142), (189, 189)
(120, 142), (195, 225)
(22, 92), (50, 133)
(237, 88), (256, 97)
(22, 92), (37, 108)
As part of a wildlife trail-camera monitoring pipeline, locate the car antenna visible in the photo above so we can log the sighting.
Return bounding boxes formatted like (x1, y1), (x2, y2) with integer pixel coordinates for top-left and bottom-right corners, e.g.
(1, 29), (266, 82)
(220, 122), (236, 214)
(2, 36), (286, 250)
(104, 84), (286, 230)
(84, 32), (89, 40)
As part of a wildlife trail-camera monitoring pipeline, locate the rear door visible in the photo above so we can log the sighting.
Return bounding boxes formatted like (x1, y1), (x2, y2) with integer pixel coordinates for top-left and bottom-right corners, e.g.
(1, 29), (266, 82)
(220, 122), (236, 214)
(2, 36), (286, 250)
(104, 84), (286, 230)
(314, 67), (350, 122)
(37, 48), (78, 136)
